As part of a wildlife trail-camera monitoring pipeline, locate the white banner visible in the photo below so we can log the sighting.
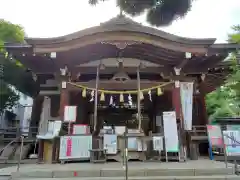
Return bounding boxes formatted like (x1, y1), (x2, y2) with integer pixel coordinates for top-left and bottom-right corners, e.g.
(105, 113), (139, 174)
(163, 111), (179, 152)
(103, 134), (117, 154)
(180, 82), (193, 130)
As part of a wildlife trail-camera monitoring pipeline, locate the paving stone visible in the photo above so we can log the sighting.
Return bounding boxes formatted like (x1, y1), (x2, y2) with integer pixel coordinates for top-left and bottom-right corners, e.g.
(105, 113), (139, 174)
(194, 168), (234, 176)
(144, 169), (195, 176)
(11, 171), (53, 178)
(10, 175), (240, 180)
(101, 169), (125, 177)
(53, 170), (101, 178)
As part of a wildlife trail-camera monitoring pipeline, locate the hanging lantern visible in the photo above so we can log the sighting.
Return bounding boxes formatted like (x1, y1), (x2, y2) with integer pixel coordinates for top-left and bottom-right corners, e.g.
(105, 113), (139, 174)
(100, 92), (105, 101)
(157, 87), (163, 96)
(140, 91), (144, 100)
(120, 93), (124, 102)
(128, 94), (133, 106)
(5, 52), (8, 58)
(82, 88), (86, 98)
(148, 90), (152, 101)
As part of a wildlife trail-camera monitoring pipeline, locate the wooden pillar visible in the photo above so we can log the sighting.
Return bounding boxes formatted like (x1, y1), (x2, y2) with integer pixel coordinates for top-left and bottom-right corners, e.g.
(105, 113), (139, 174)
(59, 67), (70, 120)
(198, 82), (208, 125)
(93, 66), (100, 135)
(59, 86), (69, 120)
(171, 83), (181, 119)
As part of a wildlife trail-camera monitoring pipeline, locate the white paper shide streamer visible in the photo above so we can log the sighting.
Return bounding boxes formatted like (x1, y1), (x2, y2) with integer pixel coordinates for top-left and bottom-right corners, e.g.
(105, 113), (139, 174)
(90, 90), (95, 102)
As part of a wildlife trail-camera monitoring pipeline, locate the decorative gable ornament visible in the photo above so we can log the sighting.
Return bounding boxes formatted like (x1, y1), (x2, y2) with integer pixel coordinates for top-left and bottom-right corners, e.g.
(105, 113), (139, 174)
(174, 67), (181, 76)
(201, 74), (206, 81)
(50, 52), (56, 58)
(60, 66), (68, 76)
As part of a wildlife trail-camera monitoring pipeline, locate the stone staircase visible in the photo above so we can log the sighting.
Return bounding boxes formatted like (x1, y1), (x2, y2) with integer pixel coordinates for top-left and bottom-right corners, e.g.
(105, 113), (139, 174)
(10, 167), (239, 180)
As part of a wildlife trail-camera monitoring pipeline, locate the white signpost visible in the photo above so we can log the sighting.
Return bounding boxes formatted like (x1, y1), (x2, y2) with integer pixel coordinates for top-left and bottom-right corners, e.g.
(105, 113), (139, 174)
(64, 106), (77, 134)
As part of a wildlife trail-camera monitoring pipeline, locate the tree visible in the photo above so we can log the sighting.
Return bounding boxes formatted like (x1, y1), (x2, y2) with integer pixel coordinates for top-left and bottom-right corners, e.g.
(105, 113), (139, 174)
(228, 25), (240, 100)
(88, 0), (193, 26)
(0, 20), (31, 114)
(206, 25), (240, 120)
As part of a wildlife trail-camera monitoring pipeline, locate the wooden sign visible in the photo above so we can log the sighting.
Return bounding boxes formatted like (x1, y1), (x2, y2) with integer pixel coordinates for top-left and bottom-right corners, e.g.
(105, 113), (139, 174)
(207, 125), (223, 147)
(64, 106), (77, 122)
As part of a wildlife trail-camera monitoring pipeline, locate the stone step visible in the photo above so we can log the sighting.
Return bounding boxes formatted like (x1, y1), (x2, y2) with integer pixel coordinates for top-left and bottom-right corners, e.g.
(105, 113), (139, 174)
(11, 168), (235, 178)
(12, 175), (240, 180)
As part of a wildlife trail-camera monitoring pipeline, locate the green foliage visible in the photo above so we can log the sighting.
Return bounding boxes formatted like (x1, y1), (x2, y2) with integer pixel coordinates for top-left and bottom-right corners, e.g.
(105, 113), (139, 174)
(229, 25), (240, 43)
(206, 86), (239, 120)
(0, 81), (19, 113)
(206, 25), (240, 121)
(88, 0), (193, 26)
(0, 20), (25, 113)
(0, 20), (24, 47)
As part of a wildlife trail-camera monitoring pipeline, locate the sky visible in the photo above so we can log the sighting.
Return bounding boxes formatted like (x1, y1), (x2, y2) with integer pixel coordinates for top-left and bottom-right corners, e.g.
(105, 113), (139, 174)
(0, 0), (240, 43)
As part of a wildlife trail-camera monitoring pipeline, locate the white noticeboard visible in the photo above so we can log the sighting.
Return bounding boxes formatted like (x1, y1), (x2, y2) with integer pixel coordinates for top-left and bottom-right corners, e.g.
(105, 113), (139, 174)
(103, 134), (117, 154)
(73, 125), (89, 135)
(163, 111), (179, 152)
(64, 106), (77, 122)
(59, 135), (92, 160)
(223, 130), (240, 156)
(137, 139), (147, 151)
(153, 136), (163, 151)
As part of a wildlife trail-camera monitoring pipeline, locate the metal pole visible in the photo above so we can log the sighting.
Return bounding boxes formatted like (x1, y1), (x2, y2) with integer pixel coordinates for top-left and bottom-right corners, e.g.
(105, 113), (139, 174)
(220, 126), (228, 168)
(124, 121), (128, 180)
(137, 67), (141, 131)
(17, 136), (24, 172)
(94, 66), (100, 132)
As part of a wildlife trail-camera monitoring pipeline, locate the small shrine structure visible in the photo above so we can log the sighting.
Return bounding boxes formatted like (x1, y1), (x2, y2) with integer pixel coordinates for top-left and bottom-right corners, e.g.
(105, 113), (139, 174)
(5, 15), (240, 163)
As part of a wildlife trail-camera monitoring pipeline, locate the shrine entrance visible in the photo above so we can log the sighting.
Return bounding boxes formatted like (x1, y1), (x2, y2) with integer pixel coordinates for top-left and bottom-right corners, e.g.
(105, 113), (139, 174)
(5, 15), (239, 164)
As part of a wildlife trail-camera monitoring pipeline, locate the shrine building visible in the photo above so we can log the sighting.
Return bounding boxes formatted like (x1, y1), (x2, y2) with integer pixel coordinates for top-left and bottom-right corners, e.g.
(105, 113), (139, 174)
(5, 15), (240, 163)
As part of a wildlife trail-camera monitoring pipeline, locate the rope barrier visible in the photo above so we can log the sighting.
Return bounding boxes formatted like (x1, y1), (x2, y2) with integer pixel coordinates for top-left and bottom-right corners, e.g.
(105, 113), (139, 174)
(67, 81), (173, 94)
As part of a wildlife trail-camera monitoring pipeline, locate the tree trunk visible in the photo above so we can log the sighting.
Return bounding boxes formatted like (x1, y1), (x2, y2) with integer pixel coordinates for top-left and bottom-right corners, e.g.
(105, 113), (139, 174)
(28, 95), (44, 137)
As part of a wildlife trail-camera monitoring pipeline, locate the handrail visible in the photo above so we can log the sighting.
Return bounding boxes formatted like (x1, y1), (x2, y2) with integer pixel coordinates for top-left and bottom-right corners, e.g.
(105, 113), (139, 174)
(0, 135), (24, 172)
(17, 136), (24, 172)
(0, 136), (21, 154)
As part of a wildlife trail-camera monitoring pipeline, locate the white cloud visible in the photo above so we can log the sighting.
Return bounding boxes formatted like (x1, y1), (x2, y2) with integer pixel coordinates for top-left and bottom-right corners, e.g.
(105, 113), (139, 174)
(0, 0), (239, 42)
